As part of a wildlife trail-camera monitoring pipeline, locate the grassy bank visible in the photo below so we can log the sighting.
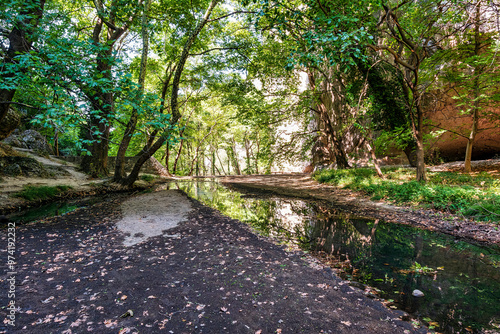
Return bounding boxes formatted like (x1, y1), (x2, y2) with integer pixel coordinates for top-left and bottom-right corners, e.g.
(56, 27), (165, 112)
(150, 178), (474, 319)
(313, 167), (500, 223)
(15, 185), (72, 201)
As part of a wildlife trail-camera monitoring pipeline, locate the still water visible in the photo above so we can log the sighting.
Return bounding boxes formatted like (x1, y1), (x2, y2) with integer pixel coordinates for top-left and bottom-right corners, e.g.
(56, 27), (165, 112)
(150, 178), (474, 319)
(163, 180), (500, 334)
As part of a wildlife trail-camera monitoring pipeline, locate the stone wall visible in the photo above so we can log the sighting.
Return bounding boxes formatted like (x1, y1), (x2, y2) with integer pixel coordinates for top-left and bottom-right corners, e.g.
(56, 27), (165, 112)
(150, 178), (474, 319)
(56, 156), (160, 175)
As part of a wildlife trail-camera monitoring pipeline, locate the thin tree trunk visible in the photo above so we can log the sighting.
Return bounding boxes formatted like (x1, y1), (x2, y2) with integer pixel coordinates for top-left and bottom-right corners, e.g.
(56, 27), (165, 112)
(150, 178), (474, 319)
(255, 133), (260, 174)
(114, 0), (151, 182)
(120, 0), (218, 186)
(212, 151), (216, 175)
(465, 3), (482, 174)
(244, 135), (252, 174)
(164, 143), (171, 176)
(364, 140), (384, 178)
(215, 147), (227, 175)
(413, 105), (426, 182)
(230, 138), (241, 175)
(54, 129), (59, 156)
(173, 140), (185, 172)
(189, 124), (216, 175)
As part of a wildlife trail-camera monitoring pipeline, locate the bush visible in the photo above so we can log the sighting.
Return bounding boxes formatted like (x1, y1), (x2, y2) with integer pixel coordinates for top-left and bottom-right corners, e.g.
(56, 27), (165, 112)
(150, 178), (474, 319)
(313, 167), (500, 222)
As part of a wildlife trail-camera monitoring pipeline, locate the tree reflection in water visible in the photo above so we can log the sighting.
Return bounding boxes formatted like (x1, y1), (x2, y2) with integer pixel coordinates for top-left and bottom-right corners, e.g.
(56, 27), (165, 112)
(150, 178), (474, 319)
(165, 180), (500, 334)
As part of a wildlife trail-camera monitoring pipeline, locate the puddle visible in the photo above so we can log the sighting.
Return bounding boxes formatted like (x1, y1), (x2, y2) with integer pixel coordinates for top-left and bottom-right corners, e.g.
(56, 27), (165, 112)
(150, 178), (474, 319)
(6, 198), (96, 224)
(166, 180), (500, 334)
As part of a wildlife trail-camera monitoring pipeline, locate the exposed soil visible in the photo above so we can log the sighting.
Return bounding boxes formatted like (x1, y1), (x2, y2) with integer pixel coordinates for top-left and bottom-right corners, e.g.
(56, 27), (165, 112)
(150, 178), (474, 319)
(0, 190), (427, 334)
(0, 149), (151, 214)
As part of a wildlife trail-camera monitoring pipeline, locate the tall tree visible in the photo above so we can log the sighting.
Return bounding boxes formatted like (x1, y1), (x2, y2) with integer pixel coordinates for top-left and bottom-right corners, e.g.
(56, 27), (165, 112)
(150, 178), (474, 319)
(80, 0), (143, 177)
(441, 0), (500, 172)
(118, 0), (220, 186)
(113, 0), (151, 182)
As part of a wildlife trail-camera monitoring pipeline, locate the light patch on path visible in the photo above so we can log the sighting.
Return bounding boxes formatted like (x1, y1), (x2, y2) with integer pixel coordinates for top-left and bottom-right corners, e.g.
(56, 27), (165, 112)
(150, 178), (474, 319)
(116, 190), (193, 246)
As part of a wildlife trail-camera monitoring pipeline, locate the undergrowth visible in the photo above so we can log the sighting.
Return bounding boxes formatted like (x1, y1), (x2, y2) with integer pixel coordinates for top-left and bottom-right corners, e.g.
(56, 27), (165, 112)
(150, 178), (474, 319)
(313, 167), (500, 222)
(140, 174), (156, 182)
(15, 185), (72, 201)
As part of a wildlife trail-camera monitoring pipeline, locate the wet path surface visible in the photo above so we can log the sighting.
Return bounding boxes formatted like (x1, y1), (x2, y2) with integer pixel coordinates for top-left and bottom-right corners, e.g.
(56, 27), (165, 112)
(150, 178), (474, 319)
(1, 190), (426, 334)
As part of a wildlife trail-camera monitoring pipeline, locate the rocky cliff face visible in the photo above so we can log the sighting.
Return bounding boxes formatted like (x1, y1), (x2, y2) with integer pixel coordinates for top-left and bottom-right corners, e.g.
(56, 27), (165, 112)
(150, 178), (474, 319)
(425, 92), (500, 161)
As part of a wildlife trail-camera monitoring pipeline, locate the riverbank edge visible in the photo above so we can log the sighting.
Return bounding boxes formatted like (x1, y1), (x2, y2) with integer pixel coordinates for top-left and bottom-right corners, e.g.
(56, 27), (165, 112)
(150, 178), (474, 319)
(220, 174), (500, 248)
(0, 180), (156, 215)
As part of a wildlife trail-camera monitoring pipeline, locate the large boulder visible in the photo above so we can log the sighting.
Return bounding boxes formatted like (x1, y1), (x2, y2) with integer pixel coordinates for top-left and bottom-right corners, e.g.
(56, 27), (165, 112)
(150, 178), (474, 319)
(0, 108), (21, 140)
(3, 129), (54, 156)
(0, 156), (51, 177)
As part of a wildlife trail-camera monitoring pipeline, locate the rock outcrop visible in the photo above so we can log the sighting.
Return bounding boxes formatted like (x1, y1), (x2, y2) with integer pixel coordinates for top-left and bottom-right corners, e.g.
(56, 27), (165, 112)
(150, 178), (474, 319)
(3, 129), (54, 156)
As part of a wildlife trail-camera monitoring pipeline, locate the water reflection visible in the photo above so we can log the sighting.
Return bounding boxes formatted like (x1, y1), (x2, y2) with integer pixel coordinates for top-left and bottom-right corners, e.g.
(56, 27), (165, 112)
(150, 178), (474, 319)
(166, 180), (500, 334)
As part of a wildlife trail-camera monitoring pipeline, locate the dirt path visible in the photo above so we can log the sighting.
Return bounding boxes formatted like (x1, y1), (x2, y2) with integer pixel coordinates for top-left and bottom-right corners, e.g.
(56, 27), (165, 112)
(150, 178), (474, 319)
(0, 190), (428, 334)
(220, 174), (500, 247)
(0, 149), (94, 211)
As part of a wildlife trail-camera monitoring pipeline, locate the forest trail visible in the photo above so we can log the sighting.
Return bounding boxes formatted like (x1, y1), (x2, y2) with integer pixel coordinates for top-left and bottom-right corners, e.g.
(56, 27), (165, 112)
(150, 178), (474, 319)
(1, 148), (90, 193)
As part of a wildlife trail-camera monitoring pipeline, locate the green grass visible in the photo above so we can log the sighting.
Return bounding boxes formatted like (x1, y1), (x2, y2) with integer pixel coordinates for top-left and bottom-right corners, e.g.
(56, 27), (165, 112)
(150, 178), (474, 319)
(313, 167), (500, 222)
(140, 174), (156, 182)
(15, 185), (72, 201)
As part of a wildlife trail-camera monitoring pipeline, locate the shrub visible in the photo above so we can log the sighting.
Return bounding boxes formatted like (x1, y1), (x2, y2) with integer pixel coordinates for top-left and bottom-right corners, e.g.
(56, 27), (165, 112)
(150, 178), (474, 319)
(140, 174), (156, 182)
(313, 167), (500, 222)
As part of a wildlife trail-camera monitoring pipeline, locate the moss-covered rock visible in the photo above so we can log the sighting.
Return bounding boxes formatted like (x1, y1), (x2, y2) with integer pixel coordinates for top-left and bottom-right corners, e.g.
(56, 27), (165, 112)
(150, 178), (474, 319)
(0, 157), (53, 177)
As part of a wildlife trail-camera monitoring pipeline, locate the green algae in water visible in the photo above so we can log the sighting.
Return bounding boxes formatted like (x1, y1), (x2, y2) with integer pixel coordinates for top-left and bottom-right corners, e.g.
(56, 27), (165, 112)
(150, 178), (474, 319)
(168, 180), (500, 334)
(6, 196), (105, 224)
(8, 202), (82, 223)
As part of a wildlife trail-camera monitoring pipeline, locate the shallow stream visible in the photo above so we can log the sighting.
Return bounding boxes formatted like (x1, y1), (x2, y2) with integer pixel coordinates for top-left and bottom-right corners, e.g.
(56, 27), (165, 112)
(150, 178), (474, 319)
(165, 180), (500, 334)
(9, 180), (500, 333)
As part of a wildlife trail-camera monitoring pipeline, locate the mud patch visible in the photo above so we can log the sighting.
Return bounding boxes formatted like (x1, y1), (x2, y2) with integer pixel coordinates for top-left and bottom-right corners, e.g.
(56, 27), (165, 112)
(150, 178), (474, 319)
(116, 189), (193, 246)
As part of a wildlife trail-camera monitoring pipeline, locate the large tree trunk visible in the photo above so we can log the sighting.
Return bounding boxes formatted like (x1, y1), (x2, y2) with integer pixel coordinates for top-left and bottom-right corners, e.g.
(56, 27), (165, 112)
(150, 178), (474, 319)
(80, 0), (141, 177)
(0, 0), (46, 123)
(149, 156), (171, 177)
(308, 69), (351, 169)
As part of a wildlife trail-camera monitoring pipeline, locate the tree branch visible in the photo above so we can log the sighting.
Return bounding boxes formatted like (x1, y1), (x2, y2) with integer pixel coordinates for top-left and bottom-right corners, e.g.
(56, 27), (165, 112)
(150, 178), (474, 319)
(0, 101), (39, 109)
(208, 10), (256, 22)
(189, 46), (242, 56)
